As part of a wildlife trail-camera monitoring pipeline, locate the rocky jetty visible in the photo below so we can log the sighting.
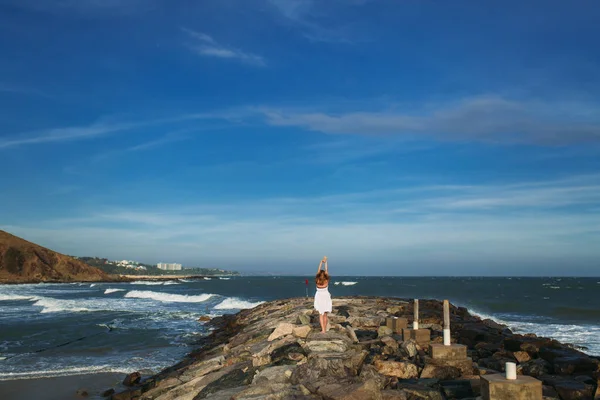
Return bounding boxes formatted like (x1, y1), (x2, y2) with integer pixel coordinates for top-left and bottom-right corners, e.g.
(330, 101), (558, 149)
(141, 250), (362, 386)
(110, 297), (599, 400)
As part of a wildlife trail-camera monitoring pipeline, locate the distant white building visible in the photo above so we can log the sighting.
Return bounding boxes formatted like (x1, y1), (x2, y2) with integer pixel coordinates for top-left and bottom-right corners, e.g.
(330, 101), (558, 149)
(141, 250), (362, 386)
(157, 262), (182, 271)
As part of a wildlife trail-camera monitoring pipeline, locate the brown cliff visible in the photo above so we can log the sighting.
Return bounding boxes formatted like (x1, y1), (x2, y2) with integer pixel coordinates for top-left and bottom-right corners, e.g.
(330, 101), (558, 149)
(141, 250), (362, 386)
(0, 230), (112, 283)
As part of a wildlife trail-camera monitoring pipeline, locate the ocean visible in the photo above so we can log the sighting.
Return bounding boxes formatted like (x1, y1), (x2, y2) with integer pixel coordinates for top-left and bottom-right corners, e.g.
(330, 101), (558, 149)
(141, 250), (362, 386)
(0, 276), (599, 381)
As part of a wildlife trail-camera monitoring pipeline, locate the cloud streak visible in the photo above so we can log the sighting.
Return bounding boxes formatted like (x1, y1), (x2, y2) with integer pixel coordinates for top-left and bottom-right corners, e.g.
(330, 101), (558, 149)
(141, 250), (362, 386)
(183, 28), (266, 67)
(4, 174), (599, 274)
(258, 96), (600, 145)
(0, 113), (224, 150)
(267, 0), (367, 43)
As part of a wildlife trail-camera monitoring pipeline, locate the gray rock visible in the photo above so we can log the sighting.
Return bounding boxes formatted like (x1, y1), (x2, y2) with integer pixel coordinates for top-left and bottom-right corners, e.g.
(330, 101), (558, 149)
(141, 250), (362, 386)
(252, 365), (295, 385)
(193, 367), (256, 399)
(378, 326), (393, 337)
(317, 378), (383, 400)
(521, 358), (551, 378)
(401, 339), (418, 358)
(233, 382), (318, 399)
(122, 371), (141, 386)
(381, 389), (408, 399)
(397, 383), (444, 400)
(305, 339), (349, 353)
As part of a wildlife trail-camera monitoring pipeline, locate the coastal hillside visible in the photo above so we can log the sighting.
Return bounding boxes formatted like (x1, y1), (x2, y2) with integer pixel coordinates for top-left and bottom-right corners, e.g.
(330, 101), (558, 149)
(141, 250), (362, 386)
(0, 230), (111, 283)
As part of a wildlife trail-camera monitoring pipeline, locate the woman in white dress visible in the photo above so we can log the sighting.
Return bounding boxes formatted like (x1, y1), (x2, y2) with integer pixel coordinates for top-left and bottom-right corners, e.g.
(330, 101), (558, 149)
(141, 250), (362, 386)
(314, 257), (332, 333)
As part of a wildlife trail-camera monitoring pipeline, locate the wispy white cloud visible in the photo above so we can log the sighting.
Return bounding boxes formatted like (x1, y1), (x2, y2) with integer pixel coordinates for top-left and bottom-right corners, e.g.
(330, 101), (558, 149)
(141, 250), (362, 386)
(0, 121), (138, 150)
(89, 130), (191, 162)
(0, 113), (224, 150)
(3, 174), (599, 274)
(3, 94), (598, 151)
(183, 28), (266, 67)
(267, 0), (365, 43)
(257, 96), (600, 145)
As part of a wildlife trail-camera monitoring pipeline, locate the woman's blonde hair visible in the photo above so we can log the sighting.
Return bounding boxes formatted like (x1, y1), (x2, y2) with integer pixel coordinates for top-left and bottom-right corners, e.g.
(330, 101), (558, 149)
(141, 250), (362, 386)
(315, 270), (329, 286)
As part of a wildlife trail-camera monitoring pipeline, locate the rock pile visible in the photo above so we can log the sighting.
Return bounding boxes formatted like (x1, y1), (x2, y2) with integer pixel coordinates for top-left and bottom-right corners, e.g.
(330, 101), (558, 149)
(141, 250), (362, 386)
(109, 297), (600, 400)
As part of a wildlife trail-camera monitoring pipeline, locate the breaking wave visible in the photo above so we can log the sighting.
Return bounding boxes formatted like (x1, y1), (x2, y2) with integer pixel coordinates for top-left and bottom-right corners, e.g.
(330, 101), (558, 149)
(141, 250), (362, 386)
(124, 290), (214, 303)
(0, 294), (36, 301)
(213, 297), (264, 310)
(104, 288), (125, 294)
(32, 297), (90, 313)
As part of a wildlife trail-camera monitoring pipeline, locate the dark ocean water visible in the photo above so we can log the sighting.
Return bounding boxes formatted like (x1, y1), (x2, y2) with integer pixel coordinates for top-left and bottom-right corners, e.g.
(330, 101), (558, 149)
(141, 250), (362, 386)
(0, 276), (598, 380)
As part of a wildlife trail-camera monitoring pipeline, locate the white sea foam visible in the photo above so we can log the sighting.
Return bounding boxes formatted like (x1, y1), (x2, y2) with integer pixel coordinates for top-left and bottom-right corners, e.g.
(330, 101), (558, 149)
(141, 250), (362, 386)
(131, 281), (164, 285)
(104, 288), (125, 294)
(0, 365), (132, 381)
(32, 297), (90, 313)
(334, 281), (358, 286)
(203, 277), (212, 280)
(124, 290), (214, 303)
(90, 284), (96, 287)
(213, 298), (264, 310)
(163, 281), (180, 285)
(0, 294), (36, 301)
(178, 279), (192, 283)
(549, 286), (561, 289)
(219, 277), (231, 280)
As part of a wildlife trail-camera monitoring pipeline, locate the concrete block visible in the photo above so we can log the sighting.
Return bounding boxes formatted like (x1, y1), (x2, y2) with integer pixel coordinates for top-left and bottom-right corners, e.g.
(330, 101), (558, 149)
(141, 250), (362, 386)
(386, 317), (408, 333)
(430, 343), (467, 361)
(481, 374), (542, 400)
(402, 328), (431, 345)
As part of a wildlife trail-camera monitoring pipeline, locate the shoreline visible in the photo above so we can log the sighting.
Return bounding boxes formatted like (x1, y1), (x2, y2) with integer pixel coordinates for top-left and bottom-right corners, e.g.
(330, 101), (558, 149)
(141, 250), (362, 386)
(0, 372), (126, 400)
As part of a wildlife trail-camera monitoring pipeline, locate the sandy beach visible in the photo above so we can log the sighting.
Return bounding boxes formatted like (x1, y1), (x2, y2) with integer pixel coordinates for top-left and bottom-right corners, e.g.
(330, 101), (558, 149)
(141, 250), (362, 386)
(0, 372), (126, 400)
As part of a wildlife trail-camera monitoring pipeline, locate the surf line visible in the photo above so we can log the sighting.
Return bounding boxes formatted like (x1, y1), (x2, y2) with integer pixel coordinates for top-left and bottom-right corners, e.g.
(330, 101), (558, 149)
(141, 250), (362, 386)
(0, 322), (117, 362)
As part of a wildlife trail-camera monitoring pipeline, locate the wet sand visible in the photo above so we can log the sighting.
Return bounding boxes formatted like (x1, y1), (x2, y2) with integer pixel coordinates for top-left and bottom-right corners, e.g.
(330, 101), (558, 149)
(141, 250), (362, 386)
(0, 372), (125, 400)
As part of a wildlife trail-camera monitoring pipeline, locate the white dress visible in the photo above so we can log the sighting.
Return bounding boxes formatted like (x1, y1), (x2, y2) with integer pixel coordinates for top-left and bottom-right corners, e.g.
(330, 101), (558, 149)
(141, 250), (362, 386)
(314, 286), (332, 315)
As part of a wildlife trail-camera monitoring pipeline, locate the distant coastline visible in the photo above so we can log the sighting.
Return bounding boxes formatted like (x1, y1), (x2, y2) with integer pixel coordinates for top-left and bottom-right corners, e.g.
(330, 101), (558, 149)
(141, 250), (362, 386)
(0, 274), (226, 285)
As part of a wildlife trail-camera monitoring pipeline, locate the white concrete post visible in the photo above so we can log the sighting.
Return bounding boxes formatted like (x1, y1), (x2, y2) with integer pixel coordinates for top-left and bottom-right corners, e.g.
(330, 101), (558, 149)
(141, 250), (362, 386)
(413, 299), (419, 330)
(443, 299), (451, 346)
(505, 362), (517, 380)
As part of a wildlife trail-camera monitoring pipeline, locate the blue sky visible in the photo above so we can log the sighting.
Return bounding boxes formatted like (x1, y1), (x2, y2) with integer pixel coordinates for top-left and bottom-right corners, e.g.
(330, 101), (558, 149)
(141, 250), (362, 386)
(1, 0), (599, 275)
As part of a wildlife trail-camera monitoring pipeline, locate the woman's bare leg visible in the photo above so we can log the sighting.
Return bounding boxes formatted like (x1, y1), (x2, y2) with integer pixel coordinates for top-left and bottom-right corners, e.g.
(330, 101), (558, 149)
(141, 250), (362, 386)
(323, 312), (328, 332)
(319, 313), (326, 333)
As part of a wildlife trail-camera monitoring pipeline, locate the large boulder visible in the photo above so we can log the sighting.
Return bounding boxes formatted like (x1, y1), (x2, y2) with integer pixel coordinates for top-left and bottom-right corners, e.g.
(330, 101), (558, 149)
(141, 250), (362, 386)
(375, 360), (419, 379)
(397, 383), (444, 400)
(252, 365), (295, 385)
(439, 380), (474, 399)
(304, 332), (352, 353)
(400, 339), (418, 358)
(292, 325), (311, 339)
(552, 379), (595, 400)
(122, 372), (141, 386)
(316, 378), (383, 400)
(520, 358), (551, 378)
(268, 323), (295, 341)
